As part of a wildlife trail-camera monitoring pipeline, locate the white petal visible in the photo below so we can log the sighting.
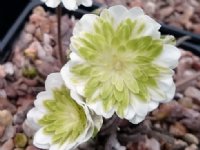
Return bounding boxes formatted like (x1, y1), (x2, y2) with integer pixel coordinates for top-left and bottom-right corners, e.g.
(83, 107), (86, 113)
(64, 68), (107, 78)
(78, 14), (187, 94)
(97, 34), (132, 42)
(149, 88), (165, 102)
(26, 108), (42, 131)
(131, 95), (149, 117)
(80, 0), (92, 6)
(127, 7), (144, 19)
(61, 62), (77, 92)
(148, 101), (159, 111)
(157, 75), (173, 91)
(165, 82), (175, 102)
(33, 128), (52, 149)
(70, 52), (85, 63)
(45, 73), (64, 91)
(130, 115), (145, 124)
(107, 5), (128, 24)
(134, 15), (161, 39)
(88, 101), (115, 118)
(49, 142), (77, 150)
(123, 105), (136, 120)
(73, 14), (98, 36)
(62, 0), (78, 10)
(43, 0), (61, 8)
(89, 111), (103, 131)
(70, 90), (85, 105)
(154, 44), (181, 69)
(76, 82), (86, 96)
(151, 75), (175, 103)
(61, 61), (86, 96)
(34, 91), (53, 112)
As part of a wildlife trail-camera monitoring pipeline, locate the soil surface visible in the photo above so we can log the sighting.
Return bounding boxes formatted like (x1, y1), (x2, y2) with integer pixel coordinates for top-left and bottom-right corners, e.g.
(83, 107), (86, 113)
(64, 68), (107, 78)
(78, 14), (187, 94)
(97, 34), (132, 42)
(0, 0), (200, 150)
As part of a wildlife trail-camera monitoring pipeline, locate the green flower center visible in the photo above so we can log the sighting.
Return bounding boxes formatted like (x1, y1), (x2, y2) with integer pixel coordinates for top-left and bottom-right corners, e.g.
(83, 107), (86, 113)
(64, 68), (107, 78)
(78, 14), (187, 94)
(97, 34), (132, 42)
(38, 86), (87, 145)
(71, 11), (170, 116)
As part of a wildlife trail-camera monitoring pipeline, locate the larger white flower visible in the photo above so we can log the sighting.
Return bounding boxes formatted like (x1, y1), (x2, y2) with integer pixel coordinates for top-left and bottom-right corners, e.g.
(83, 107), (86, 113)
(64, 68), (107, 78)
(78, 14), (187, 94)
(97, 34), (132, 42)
(41, 0), (92, 10)
(26, 73), (102, 150)
(61, 5), (180, 124)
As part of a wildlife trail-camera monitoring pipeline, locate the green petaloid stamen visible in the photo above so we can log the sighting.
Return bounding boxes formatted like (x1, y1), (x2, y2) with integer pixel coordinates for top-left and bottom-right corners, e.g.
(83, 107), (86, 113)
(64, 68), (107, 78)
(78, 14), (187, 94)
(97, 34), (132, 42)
(39, 86), (87, 145)
(71, 11), (170, 116)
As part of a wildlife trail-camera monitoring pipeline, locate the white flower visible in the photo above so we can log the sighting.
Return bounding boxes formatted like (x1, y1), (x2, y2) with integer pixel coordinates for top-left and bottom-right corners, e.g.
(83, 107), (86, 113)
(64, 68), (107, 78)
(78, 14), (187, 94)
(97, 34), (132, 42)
(61, 5), (180, 124)
(41, 0), (92, 10)
(26, 73), (103, 150)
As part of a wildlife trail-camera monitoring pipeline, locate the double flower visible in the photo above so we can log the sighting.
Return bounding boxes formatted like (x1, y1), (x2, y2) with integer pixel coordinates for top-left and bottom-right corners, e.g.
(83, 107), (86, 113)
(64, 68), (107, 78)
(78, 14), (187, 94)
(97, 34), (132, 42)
(26, 4), (180, 150)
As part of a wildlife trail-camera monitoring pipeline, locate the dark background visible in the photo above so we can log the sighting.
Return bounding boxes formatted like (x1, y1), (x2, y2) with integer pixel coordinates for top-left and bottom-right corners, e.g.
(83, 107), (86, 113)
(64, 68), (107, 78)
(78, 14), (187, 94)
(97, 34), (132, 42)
(0, 0), (29, 40)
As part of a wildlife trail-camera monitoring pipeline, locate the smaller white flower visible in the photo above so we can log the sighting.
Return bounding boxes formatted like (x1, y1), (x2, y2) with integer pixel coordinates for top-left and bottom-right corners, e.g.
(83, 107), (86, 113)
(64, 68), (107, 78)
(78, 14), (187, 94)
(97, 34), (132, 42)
(41, 0), (92, 10)
(26, 72), (102, 150)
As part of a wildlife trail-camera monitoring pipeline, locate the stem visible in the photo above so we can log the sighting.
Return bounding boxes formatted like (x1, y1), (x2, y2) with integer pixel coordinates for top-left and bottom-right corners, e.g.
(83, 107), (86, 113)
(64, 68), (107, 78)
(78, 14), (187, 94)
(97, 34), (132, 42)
(56, 5), (64, 65)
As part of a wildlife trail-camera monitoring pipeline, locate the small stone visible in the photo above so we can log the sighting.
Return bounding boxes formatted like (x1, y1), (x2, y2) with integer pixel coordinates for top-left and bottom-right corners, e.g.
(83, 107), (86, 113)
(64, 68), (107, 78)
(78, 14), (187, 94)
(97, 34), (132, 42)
(184, 87), (200, 104)
(0, 110), (13, 126)
(0, 125), (5, 137)
(25, 24), (36, 34)
(13, 112), (26, 125)
(184, 133), (199, 144)
(185, 144), (198, 150)
(178, 97), (193, 108)
(174, 139), (188, 149)
(14, 133), (28, 148)
(22, 66), (37, 79)
(22, 32), (33, 45)
(24, 47), (37, 59)
(34, 28), (43, 41)
(4, 62), (14, 76)
(169, 122), (187, 137)
(5, 85), (17, 98)
(0, 65), (6, 78)
(0, 90), (6, 98)
(0, 139), (14, 150)
(152, 103), (173, 120)
(145, 138), (160, 150)
(33, 6), (46, 16)
(0, 125), (15, 142)
(26, 145), (40, 150)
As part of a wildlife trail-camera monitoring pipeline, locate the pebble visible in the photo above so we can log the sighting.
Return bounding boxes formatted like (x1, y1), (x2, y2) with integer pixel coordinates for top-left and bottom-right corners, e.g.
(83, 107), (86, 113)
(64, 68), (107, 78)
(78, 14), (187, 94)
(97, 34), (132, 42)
(13, 112), (26, 125)
(0, 139), (14, 150)
(0, 90), (6, 98)
(0, 125), (5, 137)
(26, 145), (40, 150)
(0, 65), (6, 78)
(174, 139), (188, 149)
(21, 32), (33, 45)
(169, 122), (187, 137)
(25, 24), (36, 34)
(178, 97), (193, 108)
(14, 133), (28, 148)
(4, 85), (17, 98)
(4, 62), (15, 76)
(0, 125), (15, 142)
(183, 133), (199, 145)
(184, 87), (200, 104)
(185, 144), (198, 150)
(0, 110), (12, 126)
(145, 138), (160, 150)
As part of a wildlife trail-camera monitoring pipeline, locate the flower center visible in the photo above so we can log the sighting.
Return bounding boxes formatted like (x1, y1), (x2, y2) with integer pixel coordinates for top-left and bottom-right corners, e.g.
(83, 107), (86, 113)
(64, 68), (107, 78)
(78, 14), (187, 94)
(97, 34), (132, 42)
(114, 61), (123, 71)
